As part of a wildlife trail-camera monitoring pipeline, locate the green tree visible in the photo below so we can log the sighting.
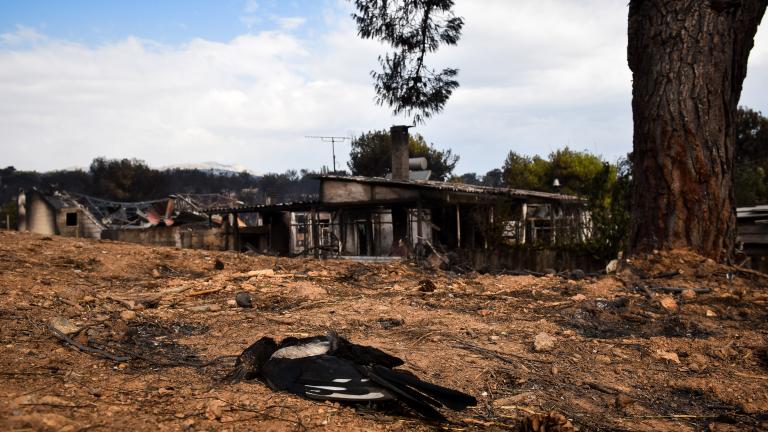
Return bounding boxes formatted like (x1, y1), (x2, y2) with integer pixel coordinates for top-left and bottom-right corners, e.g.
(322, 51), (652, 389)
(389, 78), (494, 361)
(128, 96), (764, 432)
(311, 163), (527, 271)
(89, 157), (161, 201)
(347, 130), (459, 180)
(502, 152), (548, 191)
(736, 106), (768, 164)
(549, 148), (615, 197)
(734, 106), (768, 206)
(353, 0), (464, 124)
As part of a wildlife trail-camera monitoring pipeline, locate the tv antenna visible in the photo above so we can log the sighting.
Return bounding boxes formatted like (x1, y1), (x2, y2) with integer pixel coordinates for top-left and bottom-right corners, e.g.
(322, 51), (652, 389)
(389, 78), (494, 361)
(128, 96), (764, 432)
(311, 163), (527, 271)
(305, 135), (351, 173)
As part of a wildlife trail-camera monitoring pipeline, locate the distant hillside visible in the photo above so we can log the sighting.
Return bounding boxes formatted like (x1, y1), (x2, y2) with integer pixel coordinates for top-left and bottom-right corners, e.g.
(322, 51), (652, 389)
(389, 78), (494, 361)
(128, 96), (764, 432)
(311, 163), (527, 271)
(0, 158), (321, 217)
(161, 162), (260, 177)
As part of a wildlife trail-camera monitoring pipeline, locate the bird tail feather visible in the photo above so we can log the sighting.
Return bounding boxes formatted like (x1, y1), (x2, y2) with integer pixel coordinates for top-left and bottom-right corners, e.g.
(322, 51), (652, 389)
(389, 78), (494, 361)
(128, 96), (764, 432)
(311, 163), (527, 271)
(371, 365), (478, 410)
(366, 365), (477, 420)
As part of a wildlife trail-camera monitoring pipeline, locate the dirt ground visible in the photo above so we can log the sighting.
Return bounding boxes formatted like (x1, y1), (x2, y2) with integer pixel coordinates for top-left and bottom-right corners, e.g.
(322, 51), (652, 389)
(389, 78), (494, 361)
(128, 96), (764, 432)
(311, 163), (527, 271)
(1, 230), (767, 431)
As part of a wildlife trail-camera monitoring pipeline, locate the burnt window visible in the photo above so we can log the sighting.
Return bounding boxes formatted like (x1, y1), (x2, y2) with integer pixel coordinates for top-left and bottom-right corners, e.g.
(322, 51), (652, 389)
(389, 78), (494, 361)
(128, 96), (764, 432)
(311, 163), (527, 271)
(65, 212), (78, 226)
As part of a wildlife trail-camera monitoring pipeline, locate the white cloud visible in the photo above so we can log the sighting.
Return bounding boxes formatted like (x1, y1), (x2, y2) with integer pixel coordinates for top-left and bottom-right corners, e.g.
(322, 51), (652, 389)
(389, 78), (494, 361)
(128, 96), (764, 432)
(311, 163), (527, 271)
(0, 25), (46, 45)
(0, 1), (767, 175)
(275, 16), (307, 31)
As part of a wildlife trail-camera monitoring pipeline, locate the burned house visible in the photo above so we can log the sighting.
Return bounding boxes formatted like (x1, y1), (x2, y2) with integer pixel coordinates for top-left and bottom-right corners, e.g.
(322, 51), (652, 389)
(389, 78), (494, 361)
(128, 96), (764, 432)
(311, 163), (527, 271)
(737, 205), (768, 272)
(17, 189), (241, 250)
(205, 126), (590, 269)
(17, 189), (104, 238)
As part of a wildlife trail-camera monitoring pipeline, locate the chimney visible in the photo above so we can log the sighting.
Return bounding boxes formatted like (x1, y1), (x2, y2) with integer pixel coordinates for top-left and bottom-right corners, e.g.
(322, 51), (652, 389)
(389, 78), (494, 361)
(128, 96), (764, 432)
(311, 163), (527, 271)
(390, 125), (410, 181)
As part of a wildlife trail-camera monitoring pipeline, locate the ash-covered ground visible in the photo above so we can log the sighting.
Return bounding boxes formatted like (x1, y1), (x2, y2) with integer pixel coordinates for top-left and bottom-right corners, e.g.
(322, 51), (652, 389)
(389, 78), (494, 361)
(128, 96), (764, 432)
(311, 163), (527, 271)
(1, 230), (767, 431)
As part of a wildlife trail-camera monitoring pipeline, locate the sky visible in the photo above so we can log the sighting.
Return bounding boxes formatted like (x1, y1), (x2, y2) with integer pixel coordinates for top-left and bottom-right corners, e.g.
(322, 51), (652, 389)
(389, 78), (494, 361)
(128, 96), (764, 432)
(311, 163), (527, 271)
(1, 0), (766, 175)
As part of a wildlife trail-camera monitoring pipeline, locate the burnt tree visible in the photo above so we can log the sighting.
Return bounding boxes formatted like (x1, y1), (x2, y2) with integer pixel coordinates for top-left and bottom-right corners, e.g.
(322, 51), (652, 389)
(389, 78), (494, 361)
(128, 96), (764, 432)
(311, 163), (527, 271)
(627, 0), (766, 261)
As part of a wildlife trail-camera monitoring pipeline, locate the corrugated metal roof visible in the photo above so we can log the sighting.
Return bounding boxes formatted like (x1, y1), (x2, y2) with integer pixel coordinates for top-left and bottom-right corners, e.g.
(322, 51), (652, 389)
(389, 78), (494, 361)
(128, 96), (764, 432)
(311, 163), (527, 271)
(318, 175), (585, 203)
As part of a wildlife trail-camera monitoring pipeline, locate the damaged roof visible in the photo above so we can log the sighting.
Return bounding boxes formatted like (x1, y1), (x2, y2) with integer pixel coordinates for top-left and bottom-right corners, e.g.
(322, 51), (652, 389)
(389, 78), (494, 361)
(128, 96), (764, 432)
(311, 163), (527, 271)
(318, 175), (585, 203)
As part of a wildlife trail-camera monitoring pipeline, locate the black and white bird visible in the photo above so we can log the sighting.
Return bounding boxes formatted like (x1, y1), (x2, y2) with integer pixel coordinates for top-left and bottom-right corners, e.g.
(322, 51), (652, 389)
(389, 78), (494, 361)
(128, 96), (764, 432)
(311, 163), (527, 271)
(225, 332), (477, 420)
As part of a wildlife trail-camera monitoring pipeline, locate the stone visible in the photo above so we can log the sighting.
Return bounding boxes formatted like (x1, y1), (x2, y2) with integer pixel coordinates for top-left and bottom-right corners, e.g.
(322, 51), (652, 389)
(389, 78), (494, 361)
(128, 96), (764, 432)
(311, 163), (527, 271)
(570, 293), (587, 301)
(605, 259), (620, 274)
(120, 310), (136, 321)
(188, 304), (222, 312)
(49, 316), (80, 335)
(235, 292), (253, 308)
(681, 289), (696, 300)
(226, 299), (237, 307)
(293, 282), (327, 299)
(653, 349), (680, 364)
(595, 354), (612, 364)
(205, 399), (226, 420)
(213, 259), (225, 270)
(687, 353), (709, 372)
(706, 309), (718, 317)
(151, 269), (161, 278)
(659, 296), (678, 312)
(569, 269), (586, 280)
(534, 332), (556, 352)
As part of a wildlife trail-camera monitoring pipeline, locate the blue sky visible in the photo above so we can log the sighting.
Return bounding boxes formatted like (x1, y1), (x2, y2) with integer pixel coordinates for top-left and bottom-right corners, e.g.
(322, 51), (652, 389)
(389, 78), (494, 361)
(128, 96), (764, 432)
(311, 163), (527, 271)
(0, 1), (766, 175)
(0, 0), (332, 44)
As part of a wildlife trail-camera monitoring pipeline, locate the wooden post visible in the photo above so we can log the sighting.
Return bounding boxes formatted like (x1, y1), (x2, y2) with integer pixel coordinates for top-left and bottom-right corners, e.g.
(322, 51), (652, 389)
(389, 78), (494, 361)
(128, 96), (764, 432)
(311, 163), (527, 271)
(6, 214), (10, 230)
(233, 212), (241, 252)
(456, 205), (461, 248)
(365, 212), (373, 256)
(416, 198), (423, 240)
(311, 208), (319, 258)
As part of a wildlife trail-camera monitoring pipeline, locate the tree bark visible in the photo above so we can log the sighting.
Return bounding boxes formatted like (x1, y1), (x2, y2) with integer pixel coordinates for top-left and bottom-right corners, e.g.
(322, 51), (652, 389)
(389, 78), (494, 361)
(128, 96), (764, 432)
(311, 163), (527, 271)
(627, 0), (766, 261)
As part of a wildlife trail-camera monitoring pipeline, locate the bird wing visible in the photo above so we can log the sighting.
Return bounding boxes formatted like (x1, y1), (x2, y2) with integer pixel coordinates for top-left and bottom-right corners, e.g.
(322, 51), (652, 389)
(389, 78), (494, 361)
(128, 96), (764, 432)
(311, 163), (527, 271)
(263, 355), (394, 402)
(328, 333), (405, 368)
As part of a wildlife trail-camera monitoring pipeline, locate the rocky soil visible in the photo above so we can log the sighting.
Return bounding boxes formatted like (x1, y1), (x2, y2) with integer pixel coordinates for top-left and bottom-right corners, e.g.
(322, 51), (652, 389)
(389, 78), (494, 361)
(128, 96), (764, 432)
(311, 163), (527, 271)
(1, 230), (767, 431)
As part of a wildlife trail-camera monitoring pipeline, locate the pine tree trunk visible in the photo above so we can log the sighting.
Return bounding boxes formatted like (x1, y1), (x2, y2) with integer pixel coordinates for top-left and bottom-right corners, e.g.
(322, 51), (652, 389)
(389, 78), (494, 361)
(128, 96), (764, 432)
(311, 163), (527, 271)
(627, 0), (766, 261)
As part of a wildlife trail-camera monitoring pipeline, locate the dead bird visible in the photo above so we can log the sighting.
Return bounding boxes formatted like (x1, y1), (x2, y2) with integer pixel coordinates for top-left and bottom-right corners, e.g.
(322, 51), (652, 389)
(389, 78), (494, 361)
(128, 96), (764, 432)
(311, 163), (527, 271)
(225, 332), (477, 420)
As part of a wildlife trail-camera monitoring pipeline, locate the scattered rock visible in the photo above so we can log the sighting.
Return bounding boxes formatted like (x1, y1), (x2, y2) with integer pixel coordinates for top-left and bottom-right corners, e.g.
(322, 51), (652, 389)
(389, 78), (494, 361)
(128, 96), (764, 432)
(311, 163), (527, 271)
(120, 310), (137, 321)
(49, 316), (80, 335)
(681, 289), (696, 300)
(687, 353), (709, 372)
(595, 354), (611, 364)
(226, 299), (237, 308)
(205, 399), (226, 420)
(418, 279), (437, 292)
(235, 292), (253, 308)
(377, 317), (404, 329)
(293, 282), (327, 299)
(605, 259), (619, 274)
(188, 304), (222, 312)
(570, 293), (587, 301)
(569, 269), (586, 280)
(534, 332), (556, 352)
(478, 309), (492, 317)
(705, 309), (718, 317)
(151, 268), (161, 278)
(213, 259), (225, 270)
(653, 349), (680, 364)
(659, 296), (678, 312)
